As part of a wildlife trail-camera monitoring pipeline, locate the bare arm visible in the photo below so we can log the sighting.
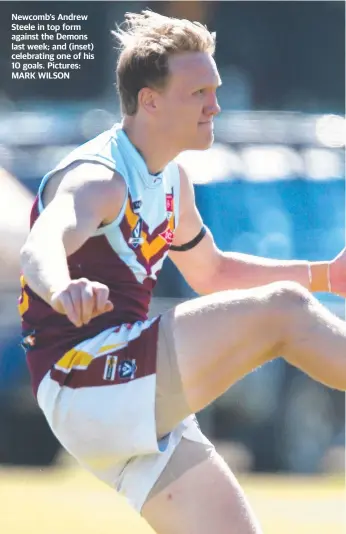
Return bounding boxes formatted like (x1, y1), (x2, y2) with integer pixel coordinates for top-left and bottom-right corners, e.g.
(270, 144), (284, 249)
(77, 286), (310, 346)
(20, 162), (127, 304)
(169, 166), (329, 295)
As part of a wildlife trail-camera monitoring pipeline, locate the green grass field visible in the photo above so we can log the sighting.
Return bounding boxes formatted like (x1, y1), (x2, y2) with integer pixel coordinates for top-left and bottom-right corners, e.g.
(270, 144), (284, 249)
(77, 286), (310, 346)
(0, 464), (344, 533)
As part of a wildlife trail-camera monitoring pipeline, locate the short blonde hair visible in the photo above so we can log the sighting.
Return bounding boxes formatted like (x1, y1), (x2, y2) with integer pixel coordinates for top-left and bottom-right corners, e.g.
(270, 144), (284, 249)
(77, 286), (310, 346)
(113, 10), (216, 116)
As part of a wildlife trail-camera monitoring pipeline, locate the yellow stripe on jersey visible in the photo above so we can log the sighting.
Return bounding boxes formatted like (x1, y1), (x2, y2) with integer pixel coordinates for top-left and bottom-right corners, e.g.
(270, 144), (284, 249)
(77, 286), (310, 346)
(18, 275), (29, 317)
(97, 343), (127, 355)
(124, 198), (175, 263)
(125, 198), (138, 228)
(142, 216), (174, 262)
(55, 348), (93, 371)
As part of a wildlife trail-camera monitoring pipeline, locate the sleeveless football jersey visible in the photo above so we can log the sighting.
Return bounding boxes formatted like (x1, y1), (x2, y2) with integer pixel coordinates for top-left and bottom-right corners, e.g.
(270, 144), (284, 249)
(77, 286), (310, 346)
(19, 123), (180, 396)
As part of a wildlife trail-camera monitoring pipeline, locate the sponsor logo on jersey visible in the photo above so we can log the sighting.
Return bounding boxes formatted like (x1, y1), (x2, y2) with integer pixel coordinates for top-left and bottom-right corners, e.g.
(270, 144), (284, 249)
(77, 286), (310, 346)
(118, 359), (137, 379)
(103, 354), (118, 381)
(129, 218), (144, 248)
(160, 228), (174, 245)
(131, 199), (142, 214)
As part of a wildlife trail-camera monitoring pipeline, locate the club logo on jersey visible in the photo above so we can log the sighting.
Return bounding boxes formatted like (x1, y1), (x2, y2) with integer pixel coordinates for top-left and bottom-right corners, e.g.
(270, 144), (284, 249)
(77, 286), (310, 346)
(131, 199), (142, 214)
(103, 354), (118, 381)
(166, 193), (174, 220)
(118, 359), (137, 380)
(160, 228), (174, 245)
(129, 218), (144, 248)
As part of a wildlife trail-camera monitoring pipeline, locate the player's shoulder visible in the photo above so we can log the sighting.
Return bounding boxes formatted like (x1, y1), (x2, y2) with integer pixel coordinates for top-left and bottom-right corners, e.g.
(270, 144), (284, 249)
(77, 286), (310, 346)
(60, 160), (125, 188)
(42, 161), (126, 207)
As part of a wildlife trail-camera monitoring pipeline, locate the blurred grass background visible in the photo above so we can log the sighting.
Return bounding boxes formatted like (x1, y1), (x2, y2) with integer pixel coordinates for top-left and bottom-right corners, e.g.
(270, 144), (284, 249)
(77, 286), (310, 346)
(1, 461), (344, 534)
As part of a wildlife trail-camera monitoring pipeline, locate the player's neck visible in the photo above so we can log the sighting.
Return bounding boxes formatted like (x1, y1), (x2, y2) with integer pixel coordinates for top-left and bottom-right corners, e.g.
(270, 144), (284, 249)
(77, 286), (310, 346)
(122, 117), (179, 175)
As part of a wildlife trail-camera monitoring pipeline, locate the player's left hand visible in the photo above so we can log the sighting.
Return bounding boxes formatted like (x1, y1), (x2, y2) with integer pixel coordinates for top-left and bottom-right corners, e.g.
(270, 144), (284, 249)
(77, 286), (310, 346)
(329, 247), (346, 297)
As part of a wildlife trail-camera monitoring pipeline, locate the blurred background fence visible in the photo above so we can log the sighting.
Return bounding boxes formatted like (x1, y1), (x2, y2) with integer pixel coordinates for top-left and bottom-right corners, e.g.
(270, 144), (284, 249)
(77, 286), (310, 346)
(0, 1), (344, 475)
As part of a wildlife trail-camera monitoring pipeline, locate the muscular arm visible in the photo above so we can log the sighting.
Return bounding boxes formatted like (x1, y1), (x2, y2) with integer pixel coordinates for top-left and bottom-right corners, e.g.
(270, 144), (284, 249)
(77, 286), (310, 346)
(20, 162), (127, 304)
(169, 166), (329, 295)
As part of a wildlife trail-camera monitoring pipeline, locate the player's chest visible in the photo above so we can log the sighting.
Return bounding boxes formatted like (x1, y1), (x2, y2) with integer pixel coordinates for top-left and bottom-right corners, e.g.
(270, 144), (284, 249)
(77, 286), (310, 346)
(122, 184), (176, 253)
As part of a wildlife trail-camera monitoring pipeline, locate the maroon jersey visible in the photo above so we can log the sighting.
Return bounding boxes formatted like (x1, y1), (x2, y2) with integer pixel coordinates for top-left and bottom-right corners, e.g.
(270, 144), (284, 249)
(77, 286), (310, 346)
(19, 125), (180, 396)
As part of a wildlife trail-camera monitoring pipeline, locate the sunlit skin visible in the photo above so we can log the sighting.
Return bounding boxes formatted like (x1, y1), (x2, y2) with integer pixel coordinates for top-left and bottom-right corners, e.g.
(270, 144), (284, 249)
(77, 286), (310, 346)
(123, 52), (222, 174)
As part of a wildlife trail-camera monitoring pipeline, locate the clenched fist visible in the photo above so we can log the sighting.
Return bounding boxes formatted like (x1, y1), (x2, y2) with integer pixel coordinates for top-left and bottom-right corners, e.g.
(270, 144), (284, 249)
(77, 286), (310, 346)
(49, 278), (114, 327)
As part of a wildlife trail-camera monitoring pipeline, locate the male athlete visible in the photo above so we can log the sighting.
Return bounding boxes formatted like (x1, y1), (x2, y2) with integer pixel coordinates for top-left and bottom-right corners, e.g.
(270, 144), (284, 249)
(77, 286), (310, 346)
(19, 11), (346, 534)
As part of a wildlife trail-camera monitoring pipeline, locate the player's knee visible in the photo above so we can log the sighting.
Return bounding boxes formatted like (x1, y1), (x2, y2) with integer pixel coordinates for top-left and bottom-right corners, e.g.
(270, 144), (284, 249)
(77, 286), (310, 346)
(267, 281), (312, 315)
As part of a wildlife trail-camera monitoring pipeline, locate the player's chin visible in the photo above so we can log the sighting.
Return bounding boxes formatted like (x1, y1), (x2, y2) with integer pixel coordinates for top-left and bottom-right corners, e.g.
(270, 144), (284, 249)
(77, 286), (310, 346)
(196, 133), (214, 150)
(188, 130), (213, 150)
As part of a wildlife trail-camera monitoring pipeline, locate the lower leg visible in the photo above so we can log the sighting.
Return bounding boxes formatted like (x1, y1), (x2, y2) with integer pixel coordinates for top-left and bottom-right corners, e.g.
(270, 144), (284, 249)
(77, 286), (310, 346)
(280, 287), (346, 390)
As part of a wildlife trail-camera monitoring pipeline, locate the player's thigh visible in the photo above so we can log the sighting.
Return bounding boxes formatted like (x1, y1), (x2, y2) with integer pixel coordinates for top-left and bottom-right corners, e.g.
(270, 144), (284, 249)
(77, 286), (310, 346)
(157, 283), (289, 419)
(141, 437), (262, 534)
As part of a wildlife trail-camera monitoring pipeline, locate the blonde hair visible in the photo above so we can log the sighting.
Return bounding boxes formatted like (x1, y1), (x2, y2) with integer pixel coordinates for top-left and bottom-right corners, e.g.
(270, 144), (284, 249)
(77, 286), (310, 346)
(113, 10), (216, 115)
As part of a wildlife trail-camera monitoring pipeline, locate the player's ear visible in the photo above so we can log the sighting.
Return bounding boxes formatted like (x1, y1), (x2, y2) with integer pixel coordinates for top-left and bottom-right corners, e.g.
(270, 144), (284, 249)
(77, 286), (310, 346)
(138, 87), (160, 114)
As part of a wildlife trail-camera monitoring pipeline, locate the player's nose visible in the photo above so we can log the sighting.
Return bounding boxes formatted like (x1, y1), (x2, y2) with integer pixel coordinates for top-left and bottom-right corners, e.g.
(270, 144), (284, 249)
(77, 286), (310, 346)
(206, 96), (221, 117)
